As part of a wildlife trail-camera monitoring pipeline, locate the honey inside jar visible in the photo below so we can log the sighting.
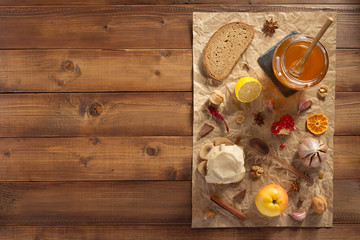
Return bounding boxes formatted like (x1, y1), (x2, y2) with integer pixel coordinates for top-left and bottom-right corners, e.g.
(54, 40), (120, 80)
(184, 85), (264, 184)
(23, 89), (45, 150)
(284, 41), (324, 81)
(272, 34), (329, 90)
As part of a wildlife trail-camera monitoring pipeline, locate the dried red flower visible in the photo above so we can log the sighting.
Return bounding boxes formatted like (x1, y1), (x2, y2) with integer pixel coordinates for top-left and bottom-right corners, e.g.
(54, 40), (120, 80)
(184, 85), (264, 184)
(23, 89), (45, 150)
(208, 106), (229, 132)
(271, 114), (295, 135)
(280, 144), (285, 149)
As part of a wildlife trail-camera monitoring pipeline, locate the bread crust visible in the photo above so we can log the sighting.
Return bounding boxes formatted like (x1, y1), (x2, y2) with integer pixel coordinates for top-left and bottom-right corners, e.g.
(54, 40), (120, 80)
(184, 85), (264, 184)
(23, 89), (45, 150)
(203, 22), (255, 81)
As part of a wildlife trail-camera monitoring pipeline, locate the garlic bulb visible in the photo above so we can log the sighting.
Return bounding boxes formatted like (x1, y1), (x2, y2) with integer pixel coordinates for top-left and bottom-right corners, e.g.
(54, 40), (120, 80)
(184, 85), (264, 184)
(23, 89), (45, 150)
(298, 138), (328, 167)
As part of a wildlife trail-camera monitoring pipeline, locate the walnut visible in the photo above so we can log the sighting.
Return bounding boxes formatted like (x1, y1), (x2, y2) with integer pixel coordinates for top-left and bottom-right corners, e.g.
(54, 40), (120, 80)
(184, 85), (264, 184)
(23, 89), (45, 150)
(250, 166), (264, 179)
(318, 85), (329, 97)
(312, 195), (327, 214)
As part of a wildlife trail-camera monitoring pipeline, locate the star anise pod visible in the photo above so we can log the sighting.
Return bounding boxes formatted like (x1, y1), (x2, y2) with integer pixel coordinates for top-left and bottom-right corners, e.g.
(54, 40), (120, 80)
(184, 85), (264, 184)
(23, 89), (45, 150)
(291, 180), (301, 192)
(262, 18), (279, 36)
(253, 112), (265, 126)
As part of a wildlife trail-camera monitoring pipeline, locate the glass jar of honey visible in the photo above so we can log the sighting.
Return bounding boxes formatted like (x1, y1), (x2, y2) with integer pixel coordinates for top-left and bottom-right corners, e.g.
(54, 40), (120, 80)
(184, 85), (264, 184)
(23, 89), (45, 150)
(272, 34), (329, 90)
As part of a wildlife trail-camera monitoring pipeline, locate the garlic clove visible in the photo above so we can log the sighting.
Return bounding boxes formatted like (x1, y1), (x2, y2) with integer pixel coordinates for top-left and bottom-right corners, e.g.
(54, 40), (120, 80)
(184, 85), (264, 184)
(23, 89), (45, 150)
(290, 211), (307, 221)
(319, 141), (328, 152)
(298, 99), (312, 113)
(310, 154), (321, 168)
(301, 154), (313, 167)
(298, 143), (314, 159)
(265, 100), (274, 111)
(318, 151), (327, 163)
(304, 137), (320, 150)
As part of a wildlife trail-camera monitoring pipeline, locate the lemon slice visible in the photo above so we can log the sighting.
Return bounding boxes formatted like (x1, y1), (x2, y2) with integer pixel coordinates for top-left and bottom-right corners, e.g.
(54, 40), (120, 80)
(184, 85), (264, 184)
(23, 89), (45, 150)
(235, 77), (262, 102)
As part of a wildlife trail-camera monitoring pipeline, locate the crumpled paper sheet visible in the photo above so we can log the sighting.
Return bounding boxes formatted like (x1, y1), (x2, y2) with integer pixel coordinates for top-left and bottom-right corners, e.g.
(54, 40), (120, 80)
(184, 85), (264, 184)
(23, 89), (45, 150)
(192, 12), (336, 228)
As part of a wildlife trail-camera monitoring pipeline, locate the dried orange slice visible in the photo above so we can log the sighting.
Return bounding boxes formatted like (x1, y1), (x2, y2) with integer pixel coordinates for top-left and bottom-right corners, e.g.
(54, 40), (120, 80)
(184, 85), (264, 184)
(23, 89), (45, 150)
(306, 113), (328, 134)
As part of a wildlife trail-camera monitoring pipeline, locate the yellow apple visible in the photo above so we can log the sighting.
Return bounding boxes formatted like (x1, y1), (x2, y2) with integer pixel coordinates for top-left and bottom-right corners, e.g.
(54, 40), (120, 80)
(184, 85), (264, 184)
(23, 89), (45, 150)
(255, 184), (288, 217)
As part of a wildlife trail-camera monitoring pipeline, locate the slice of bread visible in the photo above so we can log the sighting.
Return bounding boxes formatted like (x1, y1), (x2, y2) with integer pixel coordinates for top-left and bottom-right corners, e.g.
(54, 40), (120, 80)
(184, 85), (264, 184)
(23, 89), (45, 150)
(203, 22), (255, 80)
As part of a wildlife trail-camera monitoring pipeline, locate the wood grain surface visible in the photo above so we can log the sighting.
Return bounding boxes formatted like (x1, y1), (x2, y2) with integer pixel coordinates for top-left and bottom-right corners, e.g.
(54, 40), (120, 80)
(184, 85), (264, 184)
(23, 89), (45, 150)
(0, 180), (358, 225)
(0, 7), (358, 49)
(0, 136), (358, 181)
(0, 49), (358, 93)
(0, 137), (193, 181)
(1, 0), (359, 5)
(0, 92), (358, 137)
(0, 92), (192, 137)
(0, 1), (359, 239)
(0, 49), (192, 92)
(1, 224), (360, 240)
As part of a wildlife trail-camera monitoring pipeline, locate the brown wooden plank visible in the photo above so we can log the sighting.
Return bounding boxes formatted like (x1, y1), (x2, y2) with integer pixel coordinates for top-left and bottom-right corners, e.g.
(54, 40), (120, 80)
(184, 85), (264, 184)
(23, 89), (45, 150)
(0, 49), (192, 92)
(0, 136), (357, 181)
(334, 136), (360, 179)
(0, 137), (192, 181)
(0, 92), (192, 137)
(0, 181), (192, 225)
(0, 92), (359, 137)
(1, 224), (360, 240)
(336, 49), (360, 91)
(335, 92), (360, 136)
(0, 7), (358, 49)
(0, 1), (358, 5)
(0, 49), (357, 92)
(0, 180), (358, 225)
(334, 180), (360, 223)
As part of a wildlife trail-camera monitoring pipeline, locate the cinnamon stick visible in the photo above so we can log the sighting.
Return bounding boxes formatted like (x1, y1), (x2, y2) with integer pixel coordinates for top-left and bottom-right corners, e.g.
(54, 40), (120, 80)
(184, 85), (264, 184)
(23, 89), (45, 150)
(210, 195), (247, 221)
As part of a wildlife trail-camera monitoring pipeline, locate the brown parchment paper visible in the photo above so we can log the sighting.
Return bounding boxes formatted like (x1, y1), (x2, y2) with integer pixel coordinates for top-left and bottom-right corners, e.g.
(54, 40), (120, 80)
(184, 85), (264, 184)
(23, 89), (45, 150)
(192, 12), (336, 228)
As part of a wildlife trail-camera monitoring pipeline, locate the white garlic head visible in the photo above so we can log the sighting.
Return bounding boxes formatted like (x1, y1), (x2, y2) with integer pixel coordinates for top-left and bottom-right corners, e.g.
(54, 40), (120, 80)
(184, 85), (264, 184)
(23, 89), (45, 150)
(298, 138), (328, 167)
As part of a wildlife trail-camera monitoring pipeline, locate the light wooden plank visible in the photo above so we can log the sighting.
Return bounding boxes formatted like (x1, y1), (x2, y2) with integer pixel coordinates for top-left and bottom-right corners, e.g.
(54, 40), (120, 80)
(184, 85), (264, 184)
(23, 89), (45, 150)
(0, 136), (192, 181)
(0, 136), (357, 181)
(336, 49), (360, 91)
(0, 181), (192, 225)
(0, 49), (192, 92)
(334, 136), (360, 179)
(0, 180), (358, 225)
(0, 7), (358, 49)
(1, 224), (360, 240)
(0, 0), (359, 6)
(0, 92), (192, 137)
(0, 92), (358, 137)
(0, 1), (358, 5)
(335, 92), (360, 136)
(0, 49), (357, 92)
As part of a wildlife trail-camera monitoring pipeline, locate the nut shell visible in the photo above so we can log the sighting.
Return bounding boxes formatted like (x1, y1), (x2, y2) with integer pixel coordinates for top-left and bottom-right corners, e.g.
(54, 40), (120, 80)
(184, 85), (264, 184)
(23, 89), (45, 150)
(250, 166), (264, 179)
(312, 195), (327, 214)
(318, 85), (329, 97)
(209, 90), (225, 105)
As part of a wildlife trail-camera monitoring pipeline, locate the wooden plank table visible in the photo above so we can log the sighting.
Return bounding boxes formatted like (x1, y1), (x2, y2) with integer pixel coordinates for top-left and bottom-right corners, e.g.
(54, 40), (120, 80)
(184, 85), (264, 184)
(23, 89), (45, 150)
(0, 1), (359, 239)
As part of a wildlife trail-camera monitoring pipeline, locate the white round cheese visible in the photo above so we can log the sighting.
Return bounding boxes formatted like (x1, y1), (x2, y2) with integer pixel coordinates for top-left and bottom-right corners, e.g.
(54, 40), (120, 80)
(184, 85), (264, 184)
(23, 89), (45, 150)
(205, 144), (246, 184)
